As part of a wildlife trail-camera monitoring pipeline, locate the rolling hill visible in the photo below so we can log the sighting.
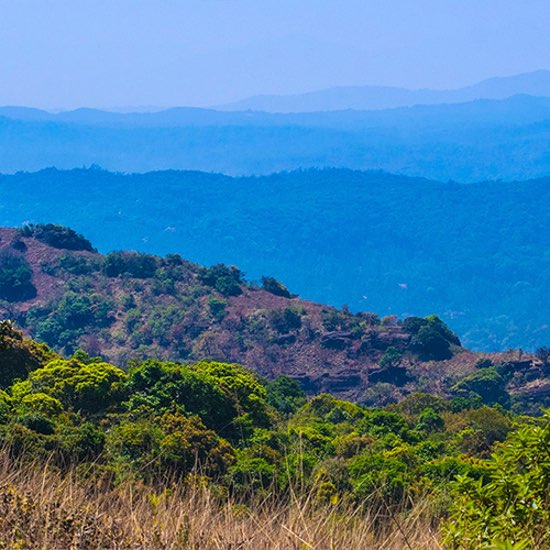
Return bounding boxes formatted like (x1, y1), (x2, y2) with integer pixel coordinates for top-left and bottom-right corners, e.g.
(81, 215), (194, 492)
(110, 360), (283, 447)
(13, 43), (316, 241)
(1, 95), (550, 181)
(1, 224), (548, 411)
(0, 168), (549, 352)
(217, 69), (550, 112)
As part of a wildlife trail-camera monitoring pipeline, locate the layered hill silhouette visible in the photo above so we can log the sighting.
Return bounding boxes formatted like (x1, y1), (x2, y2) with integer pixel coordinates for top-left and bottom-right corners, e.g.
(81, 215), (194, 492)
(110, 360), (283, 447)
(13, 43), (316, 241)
(1, 94), (550, 180)
(217, 70), (550, 112)
(1, 224), (548, 410)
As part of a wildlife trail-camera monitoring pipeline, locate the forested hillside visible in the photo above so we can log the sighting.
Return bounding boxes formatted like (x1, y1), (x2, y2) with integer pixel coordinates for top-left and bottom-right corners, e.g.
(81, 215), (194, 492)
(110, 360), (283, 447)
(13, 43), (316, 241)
(1, 168), (549, 351)
(1, 225), (548, 413)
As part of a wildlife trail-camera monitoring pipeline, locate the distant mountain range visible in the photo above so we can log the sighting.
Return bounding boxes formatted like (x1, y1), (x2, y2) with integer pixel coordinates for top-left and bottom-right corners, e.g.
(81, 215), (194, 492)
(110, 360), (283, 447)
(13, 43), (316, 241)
(216, 70), (550, 112)
(1, 94), (550, 181)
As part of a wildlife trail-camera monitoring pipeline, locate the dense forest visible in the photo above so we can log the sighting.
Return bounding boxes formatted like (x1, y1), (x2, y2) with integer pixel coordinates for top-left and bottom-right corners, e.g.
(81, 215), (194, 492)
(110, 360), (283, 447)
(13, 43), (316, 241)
(0, 319), (547, 548)
(1, 168), (549, 351)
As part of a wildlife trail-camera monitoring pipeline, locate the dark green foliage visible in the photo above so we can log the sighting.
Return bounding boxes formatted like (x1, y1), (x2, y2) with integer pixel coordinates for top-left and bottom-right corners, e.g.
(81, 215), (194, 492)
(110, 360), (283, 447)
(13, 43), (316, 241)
(199, 264), (243, 296)
(453, 367), (511, 408)
(535, 346), (550, 365)
(208, 297), (227, 320)
(0, 321), (56, 388)
(443, 411), (550, 548)
(474, 358), (493, 369)
(103, 251), (158, 278)
(261, 276), (291, 298)
(18, 224), (94, 252)
(265, 376), (307, 416)
(10, 239), (26, 252)
(26, 291), (114, 353)
(56, 254), (101, 275)
(270, 307), (302, 334)
(126, 360), (272, 440)
(416, 407), (445, 433)
(0, 251), (36, 301)
(379, 346), (402, 369)
(405, 315), (459, 360)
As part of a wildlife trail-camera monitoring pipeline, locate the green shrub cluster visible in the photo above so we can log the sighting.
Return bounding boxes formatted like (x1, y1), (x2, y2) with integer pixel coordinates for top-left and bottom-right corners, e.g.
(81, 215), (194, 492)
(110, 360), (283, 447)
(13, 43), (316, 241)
(18, 224), (95, 252)
(198, 264), (243, 296)
(0, 250), (36, 302)
(103, 251), (159, 278)
(404, 315), (461, 360)
(0, 327), (547, 549)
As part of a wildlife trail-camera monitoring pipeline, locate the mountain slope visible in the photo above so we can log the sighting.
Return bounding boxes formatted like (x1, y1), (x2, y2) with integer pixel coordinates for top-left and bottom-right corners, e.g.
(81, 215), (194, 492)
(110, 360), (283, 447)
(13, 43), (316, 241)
(0, 168), (549, 351)
(1, 95), (550, 180)
(217, 70), (550, 112)
(1, 225), (548, 411)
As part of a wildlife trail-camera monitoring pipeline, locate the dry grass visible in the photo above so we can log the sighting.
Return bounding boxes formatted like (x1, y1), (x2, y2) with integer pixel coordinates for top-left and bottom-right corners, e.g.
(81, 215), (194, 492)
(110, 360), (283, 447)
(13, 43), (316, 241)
(0, 455), (443, 549)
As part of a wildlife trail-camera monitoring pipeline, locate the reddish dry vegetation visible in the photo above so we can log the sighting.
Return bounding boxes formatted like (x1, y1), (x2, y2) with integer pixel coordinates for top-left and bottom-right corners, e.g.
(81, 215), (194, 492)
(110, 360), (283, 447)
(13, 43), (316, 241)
(0, 226), (547, 405)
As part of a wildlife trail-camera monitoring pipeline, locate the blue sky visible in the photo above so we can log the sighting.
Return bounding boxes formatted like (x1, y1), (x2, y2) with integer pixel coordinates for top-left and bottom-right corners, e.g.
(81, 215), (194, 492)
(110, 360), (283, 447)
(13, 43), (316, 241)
(1, 0), (549, 109)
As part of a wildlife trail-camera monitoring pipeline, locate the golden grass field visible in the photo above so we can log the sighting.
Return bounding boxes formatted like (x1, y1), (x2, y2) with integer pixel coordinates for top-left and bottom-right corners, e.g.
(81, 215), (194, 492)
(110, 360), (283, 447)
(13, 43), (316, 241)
(0, 453), (443, 550)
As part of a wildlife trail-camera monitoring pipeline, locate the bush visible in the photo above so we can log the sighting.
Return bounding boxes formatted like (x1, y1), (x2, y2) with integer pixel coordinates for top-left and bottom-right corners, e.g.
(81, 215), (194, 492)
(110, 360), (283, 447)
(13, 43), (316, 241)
(265, 376), (307, 416)
(208, 297), (227, 320)
(126, 360), (272, 440)
(443, 411), (550, 548)
(19, 358), (128, 414)
(0, 251), (36, 301)
(0, 322), (56, 387)
(26, 291), (114, 353)
(103, 251), (158, 278)
(404, 315), (460, 361)
(198, 264), (243, 296)
(379, 346), (403, 369)
(19, 224), (95, 252)
(261, 276), (291, 298)
(270, 307), (302, 334)
(452, 368), (511, 408)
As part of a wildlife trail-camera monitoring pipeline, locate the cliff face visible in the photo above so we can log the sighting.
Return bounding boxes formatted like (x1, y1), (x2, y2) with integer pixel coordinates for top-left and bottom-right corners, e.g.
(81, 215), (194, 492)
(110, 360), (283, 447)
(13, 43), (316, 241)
(0, 226), (546, 407)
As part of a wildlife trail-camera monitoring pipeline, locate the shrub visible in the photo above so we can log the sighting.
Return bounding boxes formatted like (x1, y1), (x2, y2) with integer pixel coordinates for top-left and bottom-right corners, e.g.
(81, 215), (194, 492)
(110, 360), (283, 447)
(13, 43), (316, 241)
(452, 367), (511, 408)
(265, 376), (307, 416)
(0, 322), (56, 387)
(19, 224), (95, 252)
(57, 254), (101, 275)
(443, 411), (550, 548)
(0, 251), (36, 301)
(103, 251), (158, 278)
(270, 307), (302, 334)
(535, 346), (550, 365)
(379, 346), (403, 369)
(208, 297), (227, 320)
(20, 358), (128, 414)
(199, 264), (243, 296)
(404, 315), (460, 361)
(261, 276), (291, 298)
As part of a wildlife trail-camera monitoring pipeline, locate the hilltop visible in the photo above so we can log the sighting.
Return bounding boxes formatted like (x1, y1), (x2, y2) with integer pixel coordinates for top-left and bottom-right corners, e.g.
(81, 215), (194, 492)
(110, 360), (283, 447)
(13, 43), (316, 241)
(1, 224), (548, 411)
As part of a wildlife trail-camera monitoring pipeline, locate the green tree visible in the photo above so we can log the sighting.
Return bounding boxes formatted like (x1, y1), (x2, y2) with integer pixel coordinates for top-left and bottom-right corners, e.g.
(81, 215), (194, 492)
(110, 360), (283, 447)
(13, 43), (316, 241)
(0, 251), (36, 302)
(443, 411), (550, 549)
(16, 358), (128, 414)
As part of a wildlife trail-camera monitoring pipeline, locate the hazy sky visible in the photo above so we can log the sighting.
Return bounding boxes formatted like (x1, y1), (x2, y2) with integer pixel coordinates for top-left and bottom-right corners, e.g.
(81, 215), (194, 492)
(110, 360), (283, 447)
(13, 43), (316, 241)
(1, 0), (549, 109)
